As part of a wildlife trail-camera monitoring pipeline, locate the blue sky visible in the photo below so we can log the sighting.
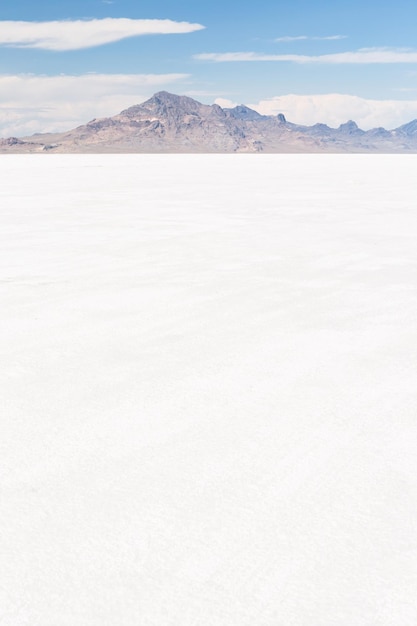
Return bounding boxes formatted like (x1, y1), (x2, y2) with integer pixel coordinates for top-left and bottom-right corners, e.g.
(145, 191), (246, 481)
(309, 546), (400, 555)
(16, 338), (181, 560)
(1, 0), (417, 136)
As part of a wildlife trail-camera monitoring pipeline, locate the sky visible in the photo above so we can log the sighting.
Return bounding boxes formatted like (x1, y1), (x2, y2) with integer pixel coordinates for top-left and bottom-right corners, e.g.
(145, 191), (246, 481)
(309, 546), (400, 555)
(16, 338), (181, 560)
(1, 0), (417, 136)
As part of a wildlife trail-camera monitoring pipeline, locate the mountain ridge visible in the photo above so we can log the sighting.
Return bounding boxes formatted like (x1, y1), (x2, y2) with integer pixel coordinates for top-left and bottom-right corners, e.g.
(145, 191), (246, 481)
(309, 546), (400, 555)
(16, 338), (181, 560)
(1, 90), (417, 153)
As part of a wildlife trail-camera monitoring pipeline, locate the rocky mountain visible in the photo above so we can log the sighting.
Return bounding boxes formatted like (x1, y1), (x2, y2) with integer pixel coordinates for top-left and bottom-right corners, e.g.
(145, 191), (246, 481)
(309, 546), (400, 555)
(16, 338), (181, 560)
(1, 91), (417, 153)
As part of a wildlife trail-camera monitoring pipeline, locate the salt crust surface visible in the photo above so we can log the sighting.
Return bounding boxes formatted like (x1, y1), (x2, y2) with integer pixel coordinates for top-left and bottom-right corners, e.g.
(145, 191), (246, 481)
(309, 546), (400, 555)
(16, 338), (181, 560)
(1, 155), (417, 625)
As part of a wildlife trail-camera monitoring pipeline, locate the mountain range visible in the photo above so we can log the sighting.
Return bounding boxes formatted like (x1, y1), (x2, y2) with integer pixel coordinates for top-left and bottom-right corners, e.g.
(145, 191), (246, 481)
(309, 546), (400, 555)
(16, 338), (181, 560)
(2, 91), (417, 153)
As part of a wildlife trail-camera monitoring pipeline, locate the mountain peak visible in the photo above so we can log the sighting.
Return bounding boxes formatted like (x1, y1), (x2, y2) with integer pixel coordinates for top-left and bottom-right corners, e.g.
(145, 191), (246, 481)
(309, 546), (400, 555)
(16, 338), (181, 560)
(153, 90), (173, 98)
(225, 105), (262, 120)
(395, 119), (417, 136)
(338, 120), (364, 135)
(139, 91), (205, 116)
(149, 91), (195, 104)
(119, 91), (205, 119)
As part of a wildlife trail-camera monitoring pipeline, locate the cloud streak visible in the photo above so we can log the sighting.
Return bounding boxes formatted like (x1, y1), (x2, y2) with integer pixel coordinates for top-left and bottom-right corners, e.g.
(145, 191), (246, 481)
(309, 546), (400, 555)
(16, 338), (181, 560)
(0, 73), (189, 136)
(0, 18), (205, 51)
(275, 35), (347, 42)
(195, 48), (417, 64)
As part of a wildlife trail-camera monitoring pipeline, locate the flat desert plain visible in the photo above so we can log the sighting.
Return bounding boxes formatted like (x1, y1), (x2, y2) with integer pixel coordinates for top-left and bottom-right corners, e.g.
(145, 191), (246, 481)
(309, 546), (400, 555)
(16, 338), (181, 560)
(1, 155), (416, 625)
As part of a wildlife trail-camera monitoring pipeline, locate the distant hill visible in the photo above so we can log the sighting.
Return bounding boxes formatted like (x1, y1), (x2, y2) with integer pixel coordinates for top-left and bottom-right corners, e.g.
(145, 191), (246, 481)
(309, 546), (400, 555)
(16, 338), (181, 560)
(1, 91), (417, 153)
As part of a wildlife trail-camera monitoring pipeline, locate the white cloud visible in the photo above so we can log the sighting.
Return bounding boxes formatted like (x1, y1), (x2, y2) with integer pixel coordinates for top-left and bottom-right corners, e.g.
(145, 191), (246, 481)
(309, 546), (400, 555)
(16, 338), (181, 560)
(214, 97), (238, 108)
(0, 18), (205, 51)
(247, 93), (417, 129)
(0, 73), (189, 137)
(195, 47), (417, 64)
(275, 35), (347, 42)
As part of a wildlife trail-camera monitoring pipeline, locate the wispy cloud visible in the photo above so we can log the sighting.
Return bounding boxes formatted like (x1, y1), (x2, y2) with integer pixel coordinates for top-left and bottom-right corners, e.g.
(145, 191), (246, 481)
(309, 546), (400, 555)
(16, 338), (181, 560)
(275, 35), (347, 42)
(0, 73), (189, 137)
(195, 48), (417, 64)
(0, 18), (205, 51)
(247, 93), (417, 129)
(274, 36), (308, 42)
